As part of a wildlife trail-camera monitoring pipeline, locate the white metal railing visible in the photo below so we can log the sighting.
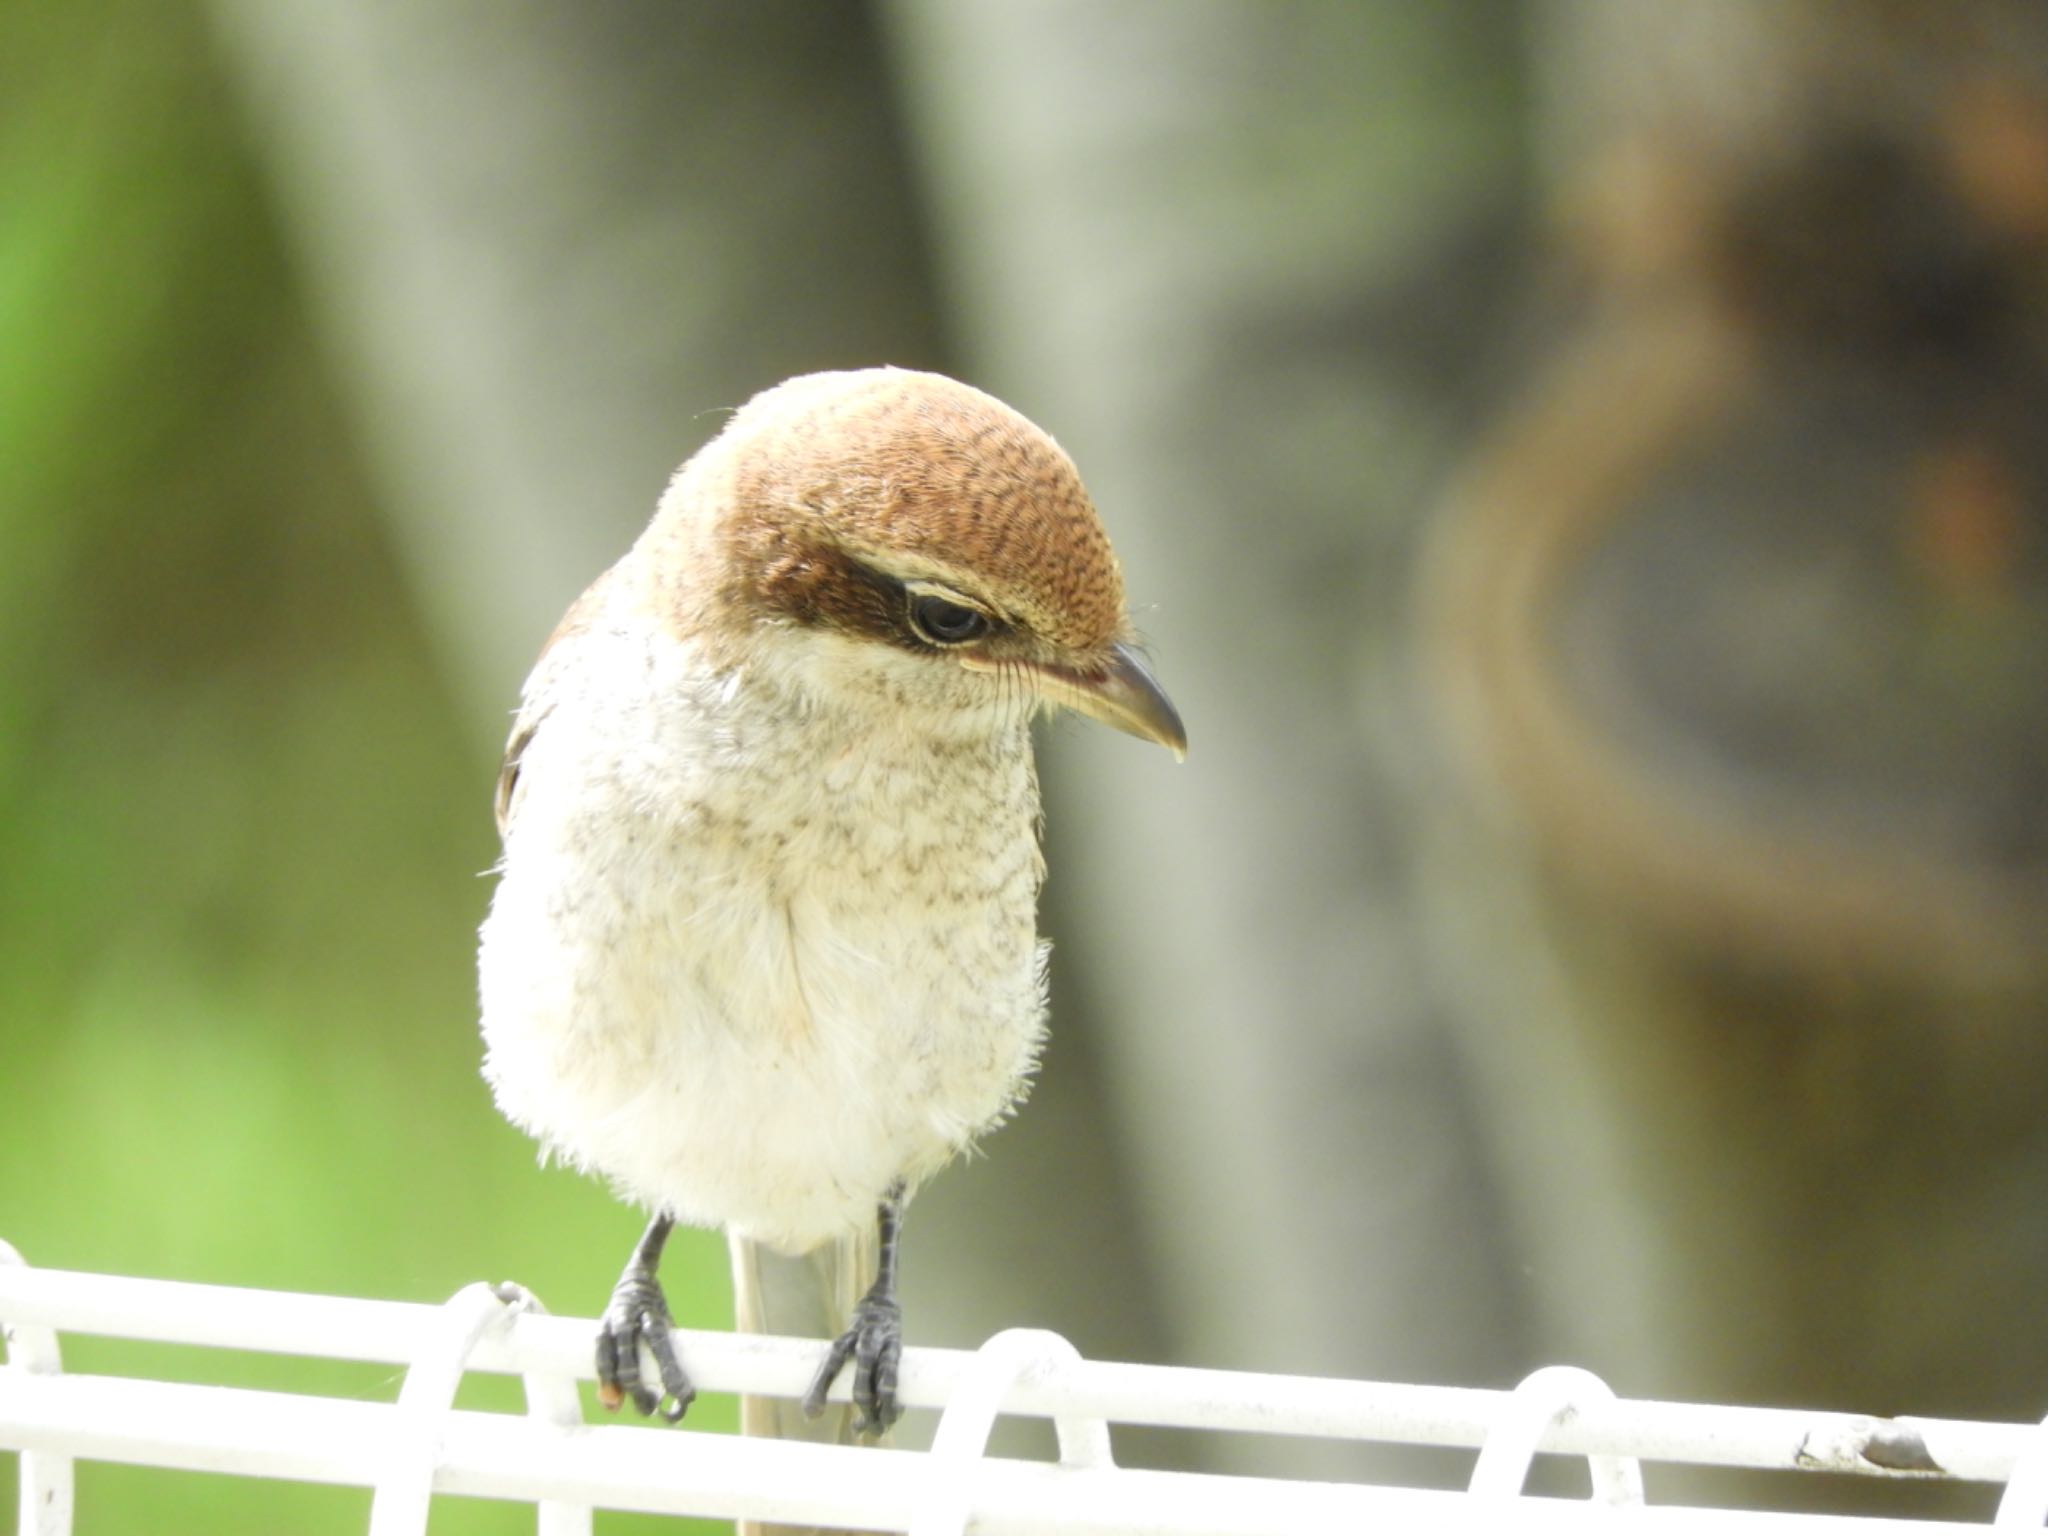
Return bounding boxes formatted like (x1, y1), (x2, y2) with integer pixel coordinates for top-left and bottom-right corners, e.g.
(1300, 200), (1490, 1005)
(5, 1238), (2048, 1532)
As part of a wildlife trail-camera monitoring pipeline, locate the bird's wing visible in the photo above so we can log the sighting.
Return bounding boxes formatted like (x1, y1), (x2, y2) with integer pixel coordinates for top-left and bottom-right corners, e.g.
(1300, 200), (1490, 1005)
(493, 704), (549, 839)
(493, 562), (624, 840)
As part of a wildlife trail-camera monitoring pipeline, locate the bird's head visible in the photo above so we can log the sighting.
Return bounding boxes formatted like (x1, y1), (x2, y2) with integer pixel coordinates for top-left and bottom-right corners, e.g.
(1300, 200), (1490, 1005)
(642, 368), (1184, 758)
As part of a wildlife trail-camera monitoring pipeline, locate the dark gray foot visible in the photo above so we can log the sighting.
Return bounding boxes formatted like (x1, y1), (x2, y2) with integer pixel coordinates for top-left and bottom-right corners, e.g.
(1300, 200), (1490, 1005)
(802, 1185), (907, 1438)
(595, 1214), (695, 1422)
(803, 1287), (903, 1438)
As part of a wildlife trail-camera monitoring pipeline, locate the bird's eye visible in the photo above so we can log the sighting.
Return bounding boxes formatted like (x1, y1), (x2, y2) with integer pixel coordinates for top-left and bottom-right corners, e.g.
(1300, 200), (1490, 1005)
(907, 592), (991, 646)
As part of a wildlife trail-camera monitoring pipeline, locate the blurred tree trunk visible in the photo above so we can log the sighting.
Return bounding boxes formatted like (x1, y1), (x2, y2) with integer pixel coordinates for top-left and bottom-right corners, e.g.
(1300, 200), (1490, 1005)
(201, 0), (953, 737)
(887, 0), (1536, 1480)
(1419, 0), (2048, 1490)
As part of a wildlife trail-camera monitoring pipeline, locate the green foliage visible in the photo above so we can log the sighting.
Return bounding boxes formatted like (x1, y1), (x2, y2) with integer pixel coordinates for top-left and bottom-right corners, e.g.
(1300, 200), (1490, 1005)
(0, 2), (729, 1529)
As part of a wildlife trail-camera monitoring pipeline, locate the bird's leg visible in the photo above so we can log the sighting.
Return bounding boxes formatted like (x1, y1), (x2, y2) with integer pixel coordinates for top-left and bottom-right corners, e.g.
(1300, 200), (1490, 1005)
(803, 1182), (906, 1438)
(595, 1212), (696, 1422)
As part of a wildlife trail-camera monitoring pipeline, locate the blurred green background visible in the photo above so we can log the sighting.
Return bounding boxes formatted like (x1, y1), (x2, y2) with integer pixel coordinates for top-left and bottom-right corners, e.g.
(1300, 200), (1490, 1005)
(2, 4), (741, 1530)
(5, 0), (2048, 1530)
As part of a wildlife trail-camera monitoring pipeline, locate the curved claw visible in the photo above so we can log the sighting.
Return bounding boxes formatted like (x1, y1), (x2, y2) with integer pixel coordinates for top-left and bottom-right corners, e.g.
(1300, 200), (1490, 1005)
(803, 1291), (904, 1438)
(596, 1271), (696, 1422)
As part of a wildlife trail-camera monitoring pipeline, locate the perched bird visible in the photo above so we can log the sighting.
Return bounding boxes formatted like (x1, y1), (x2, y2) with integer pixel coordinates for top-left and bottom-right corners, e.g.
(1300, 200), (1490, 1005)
(477, 367), (1184, 1442)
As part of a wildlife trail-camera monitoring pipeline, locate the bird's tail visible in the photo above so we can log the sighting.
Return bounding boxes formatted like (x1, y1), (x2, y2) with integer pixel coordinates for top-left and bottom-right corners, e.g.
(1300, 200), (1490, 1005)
(729, 1223), (878, 1536)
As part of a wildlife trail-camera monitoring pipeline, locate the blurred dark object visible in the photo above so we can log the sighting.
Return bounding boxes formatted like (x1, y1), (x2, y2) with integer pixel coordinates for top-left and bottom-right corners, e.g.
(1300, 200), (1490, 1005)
(1419, 2), (2048, 1493)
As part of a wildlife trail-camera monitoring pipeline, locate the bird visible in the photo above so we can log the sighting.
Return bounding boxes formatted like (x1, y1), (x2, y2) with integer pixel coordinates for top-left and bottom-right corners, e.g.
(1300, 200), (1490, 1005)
(476, 366), (1184, 1445)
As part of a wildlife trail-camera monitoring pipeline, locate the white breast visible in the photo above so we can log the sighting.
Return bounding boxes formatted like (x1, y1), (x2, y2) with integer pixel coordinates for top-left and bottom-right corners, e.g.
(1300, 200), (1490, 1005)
(477, 620), (1048, 1253)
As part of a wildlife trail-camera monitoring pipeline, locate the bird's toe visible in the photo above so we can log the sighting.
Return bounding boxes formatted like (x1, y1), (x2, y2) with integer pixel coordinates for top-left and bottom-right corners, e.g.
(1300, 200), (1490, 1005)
(805, 1290), (903, 1439)
(596, 1274), (695, 1421)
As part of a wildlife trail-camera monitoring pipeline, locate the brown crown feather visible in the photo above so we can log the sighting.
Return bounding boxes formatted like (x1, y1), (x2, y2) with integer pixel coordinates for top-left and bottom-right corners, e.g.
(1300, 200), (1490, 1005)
(647, 369), (1129, 655)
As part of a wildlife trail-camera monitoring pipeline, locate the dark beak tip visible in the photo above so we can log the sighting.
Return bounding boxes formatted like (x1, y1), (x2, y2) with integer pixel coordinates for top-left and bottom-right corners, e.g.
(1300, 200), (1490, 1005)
(1105, 640), (1186, 760)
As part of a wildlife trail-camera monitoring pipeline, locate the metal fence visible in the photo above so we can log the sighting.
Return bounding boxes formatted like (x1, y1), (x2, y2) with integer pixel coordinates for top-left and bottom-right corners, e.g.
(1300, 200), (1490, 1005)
(5, 1238), (2047, 1532)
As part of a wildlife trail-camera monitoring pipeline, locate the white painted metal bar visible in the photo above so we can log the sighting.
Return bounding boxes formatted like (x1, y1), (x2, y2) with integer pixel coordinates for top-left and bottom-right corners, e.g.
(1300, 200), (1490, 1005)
(369, 1281), (575, 1536)
(1993, 1410), (2048, 1527)
(913, 1329), (1112, 1536)
(0, 1262), (2023, 1481)
(3, 1255), (2045, 1532)
(0, 1370), (1996, 1534)
(496, 1283), (594, 1536)
(1470, 1366), (1644, 1507)
(0, 1241), (73, 1536)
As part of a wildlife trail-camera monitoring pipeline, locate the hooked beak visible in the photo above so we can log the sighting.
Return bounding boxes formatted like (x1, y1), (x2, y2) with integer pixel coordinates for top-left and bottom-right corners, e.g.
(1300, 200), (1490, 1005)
(966, 640), (1187, 760)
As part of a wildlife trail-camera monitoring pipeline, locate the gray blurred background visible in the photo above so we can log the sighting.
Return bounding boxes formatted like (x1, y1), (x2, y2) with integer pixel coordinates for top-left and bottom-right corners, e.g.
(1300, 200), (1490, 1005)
(4, 1), (2046, 1529)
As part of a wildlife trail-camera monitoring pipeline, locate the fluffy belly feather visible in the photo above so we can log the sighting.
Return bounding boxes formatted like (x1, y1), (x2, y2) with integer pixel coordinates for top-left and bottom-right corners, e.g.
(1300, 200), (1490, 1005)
(478, 729), (1047, 1253)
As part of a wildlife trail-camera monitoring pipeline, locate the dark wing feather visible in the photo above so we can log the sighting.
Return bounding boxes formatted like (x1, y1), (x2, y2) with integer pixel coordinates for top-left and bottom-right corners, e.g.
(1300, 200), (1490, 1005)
(491, 561), (623, 840)
(493, 708), (548, 839)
